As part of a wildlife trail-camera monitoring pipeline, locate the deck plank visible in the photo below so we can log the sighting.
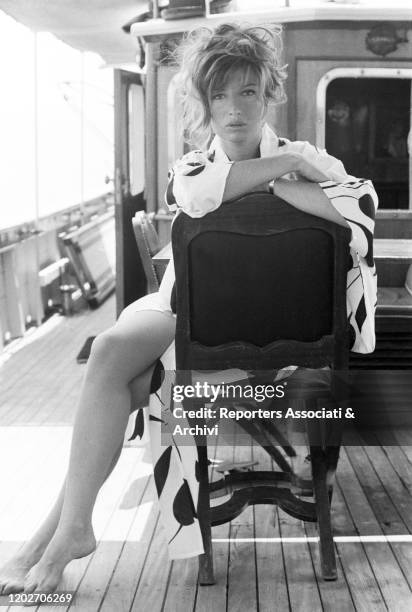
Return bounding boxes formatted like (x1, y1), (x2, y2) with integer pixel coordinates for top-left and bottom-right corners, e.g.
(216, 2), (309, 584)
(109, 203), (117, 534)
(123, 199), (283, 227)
(128, 515), (171, 611)
(278, 508), (322, 612)
(253, 444), (290, 612)
(304, 520), (356, 612)
(345, 444), (412, 605)
(33, 447), (144, 612)
(391, 428), (412, 460)
(99, 477), (159, 612)
(0, 296), (113, 399)
(0, 429), (71, 548)
(163, 558), (198, 612)
(0, 298), (114, 424)
(5, 447), (143, 612)
(0, 428), (66, 518)
(194, 437), (231, 612)
(226, 436), (258, 612)
(0, 357), (79, 424)
(332, 485), (388, 612)
(0, 430), (72, 612)
(338, 448), (412, 610)
(299, 443), (356, 611)
(0, 320), (62, 395)
(373, 435), (412, 498)
(68, 449), (151, 612)
(350, 442), (412, 533)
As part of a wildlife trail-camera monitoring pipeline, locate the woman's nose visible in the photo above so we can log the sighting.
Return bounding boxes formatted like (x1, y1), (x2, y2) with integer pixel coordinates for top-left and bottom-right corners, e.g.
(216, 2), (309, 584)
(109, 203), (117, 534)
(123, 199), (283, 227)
(227, 96), (241, 116)
(228, 105), (241, 116)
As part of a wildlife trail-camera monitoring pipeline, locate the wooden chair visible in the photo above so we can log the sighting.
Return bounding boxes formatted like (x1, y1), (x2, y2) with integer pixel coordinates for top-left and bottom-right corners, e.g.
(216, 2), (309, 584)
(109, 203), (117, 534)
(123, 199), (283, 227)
(132, 211), (161, 293)
(172, 193), (351, 584)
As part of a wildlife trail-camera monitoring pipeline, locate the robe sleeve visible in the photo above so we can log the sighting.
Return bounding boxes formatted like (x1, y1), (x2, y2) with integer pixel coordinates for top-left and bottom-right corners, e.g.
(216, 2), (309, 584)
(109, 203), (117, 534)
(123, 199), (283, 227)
(280, 139), (352, 183)
(165, 149), (233, 218)
(281, 139), (378, 353)
(321, 178), (379, 354)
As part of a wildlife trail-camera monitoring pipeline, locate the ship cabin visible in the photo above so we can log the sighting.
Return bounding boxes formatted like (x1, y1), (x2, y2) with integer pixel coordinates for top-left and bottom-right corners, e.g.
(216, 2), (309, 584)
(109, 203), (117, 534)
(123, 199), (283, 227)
(116, 2), (412, 369)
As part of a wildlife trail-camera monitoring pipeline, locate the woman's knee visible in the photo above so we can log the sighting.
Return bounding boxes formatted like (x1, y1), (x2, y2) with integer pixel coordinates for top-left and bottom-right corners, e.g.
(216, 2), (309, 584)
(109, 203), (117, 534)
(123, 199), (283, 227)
(87, 312), (173, 382)
(88, 327), (126, 365)
(87, 329), (141, 386)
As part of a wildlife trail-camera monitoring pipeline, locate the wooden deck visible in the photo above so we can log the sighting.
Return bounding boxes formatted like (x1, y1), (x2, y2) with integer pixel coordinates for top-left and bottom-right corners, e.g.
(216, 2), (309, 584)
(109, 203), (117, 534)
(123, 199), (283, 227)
(1, 297), (412, 611)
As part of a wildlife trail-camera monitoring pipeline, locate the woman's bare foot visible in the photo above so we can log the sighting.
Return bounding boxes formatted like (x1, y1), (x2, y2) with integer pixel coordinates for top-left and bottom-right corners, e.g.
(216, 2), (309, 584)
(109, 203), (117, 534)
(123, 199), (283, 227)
(23, 526), (96, 594)
(0, 540), (49, 595)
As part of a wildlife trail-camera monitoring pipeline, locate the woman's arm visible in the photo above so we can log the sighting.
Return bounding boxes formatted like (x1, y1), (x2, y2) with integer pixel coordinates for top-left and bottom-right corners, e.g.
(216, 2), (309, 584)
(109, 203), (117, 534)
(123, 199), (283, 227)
(272, 178), (349, 228)
(222, 153), (329, 202)
(280, 139), (351, 183)
(167, 148), (339, 218)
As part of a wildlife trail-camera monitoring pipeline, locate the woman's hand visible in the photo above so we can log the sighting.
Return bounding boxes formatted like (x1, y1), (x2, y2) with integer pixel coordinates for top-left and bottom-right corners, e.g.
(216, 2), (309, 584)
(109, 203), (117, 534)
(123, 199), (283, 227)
(294, 154), (330, 182)
(274, 152), (330, 183)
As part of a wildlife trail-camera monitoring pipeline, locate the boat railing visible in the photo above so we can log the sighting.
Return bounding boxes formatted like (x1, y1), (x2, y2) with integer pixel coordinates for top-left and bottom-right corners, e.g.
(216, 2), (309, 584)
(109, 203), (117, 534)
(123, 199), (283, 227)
(0, 194), (114, 350)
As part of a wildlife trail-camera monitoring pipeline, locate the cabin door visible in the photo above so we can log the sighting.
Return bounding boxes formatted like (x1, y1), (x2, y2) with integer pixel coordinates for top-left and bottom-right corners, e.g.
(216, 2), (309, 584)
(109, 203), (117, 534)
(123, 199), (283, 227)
(114, 69), (146, 315)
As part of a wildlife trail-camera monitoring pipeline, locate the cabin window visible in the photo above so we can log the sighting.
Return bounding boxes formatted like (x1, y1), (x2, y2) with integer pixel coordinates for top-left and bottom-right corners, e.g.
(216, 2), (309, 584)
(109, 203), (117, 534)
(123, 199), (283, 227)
(317, 68), (412, 210)
(128, 83), (145, 195)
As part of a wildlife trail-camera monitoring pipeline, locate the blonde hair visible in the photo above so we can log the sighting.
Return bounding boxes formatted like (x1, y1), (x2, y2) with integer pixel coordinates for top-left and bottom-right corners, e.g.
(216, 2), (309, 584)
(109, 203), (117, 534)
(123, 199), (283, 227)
(173, 23), (287, 150)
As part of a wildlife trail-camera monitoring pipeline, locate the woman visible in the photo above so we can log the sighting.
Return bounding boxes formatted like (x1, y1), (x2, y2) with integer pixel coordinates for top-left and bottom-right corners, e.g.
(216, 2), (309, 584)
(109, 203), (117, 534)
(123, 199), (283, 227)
(0, 23), (377, 594)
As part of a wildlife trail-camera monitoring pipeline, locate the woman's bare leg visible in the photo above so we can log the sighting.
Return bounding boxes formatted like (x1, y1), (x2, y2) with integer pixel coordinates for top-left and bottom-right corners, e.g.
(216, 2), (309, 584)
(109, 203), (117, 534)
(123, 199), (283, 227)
(0, 441), (124, 595)
(0, 308), (175, 594)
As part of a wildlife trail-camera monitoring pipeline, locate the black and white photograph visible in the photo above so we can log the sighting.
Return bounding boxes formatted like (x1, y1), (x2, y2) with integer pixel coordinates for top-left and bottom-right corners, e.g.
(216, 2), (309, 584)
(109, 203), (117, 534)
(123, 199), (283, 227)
(0, 1), (411, 610)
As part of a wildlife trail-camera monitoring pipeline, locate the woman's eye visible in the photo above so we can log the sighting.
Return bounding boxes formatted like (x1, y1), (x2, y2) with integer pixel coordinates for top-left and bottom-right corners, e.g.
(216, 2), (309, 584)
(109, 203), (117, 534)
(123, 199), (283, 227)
(212, 93), (224, 100)
(243, 89), (256, 96)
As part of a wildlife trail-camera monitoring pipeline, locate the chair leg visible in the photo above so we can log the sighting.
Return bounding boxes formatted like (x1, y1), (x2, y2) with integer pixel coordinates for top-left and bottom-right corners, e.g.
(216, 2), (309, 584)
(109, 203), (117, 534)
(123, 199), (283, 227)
(325, 445), (341, 504)
(310, 445), (337, 581)
(325, 418), (344, 503)
(184, 386), (215, 586)
(197, 444), (215, 585)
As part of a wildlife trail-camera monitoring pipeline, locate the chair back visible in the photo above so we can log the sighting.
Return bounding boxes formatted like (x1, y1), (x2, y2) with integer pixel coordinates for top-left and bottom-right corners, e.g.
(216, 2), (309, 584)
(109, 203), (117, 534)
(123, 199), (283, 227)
(132, 211), (161, 293)
(173, 193), (351, 371)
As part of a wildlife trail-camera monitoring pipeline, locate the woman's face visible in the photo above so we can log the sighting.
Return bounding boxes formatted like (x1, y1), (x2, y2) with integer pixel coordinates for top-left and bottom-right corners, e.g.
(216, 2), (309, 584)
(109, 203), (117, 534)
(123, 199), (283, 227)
(209, 67), (267, 157)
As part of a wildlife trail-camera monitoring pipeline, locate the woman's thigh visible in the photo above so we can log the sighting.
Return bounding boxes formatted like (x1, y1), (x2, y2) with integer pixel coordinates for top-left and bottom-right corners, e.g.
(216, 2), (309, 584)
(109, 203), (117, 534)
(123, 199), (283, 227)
(90, 307), (175, 385)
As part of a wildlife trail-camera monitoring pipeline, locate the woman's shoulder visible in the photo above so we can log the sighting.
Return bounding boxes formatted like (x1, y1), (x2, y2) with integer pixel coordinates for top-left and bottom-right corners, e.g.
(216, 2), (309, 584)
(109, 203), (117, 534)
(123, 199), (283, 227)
(172, 149), (214, 174)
